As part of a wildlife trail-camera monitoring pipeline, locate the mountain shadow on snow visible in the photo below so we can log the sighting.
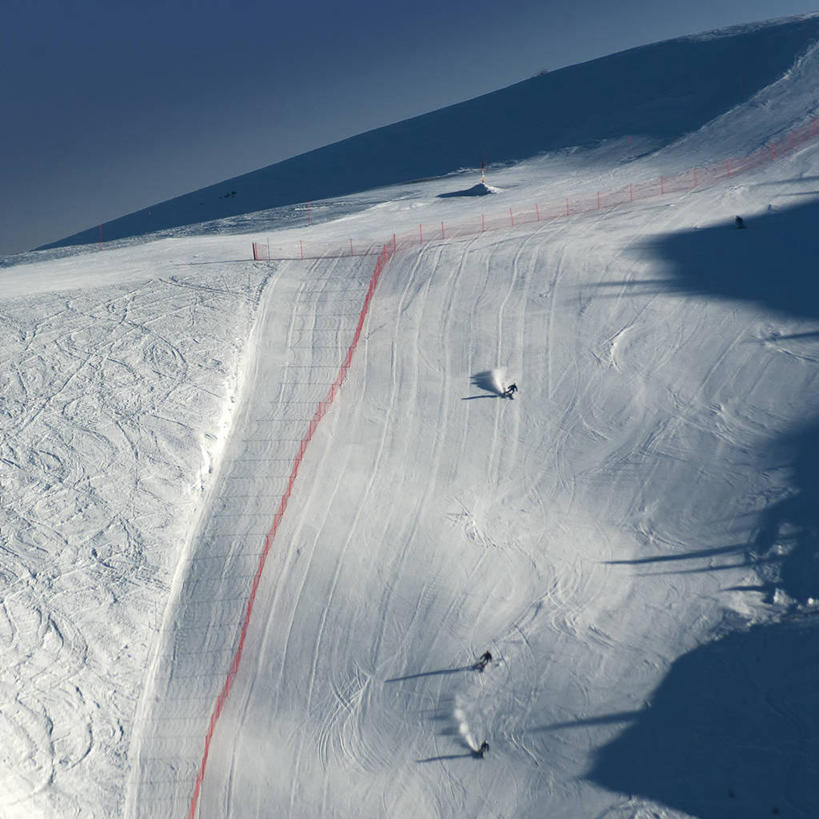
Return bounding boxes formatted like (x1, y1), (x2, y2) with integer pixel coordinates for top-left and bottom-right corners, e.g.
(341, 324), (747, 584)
(633, 198), (819, 603)
(587, 195), (819, 816)
(588, 616), (819, 818)
(753, 418), (819, 604)
(641, 198), (819, 322)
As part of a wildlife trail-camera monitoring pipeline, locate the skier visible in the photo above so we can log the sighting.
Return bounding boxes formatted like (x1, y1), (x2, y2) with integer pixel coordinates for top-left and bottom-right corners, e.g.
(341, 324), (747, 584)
(474, 651), (492, 672)
(735, 215), (746, 229)
(475, 741), (490, 758)
(501, 383), (518, 398)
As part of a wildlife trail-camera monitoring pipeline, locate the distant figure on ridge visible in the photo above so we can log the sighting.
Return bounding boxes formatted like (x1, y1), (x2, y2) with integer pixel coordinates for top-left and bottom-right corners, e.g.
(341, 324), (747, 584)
(735, 215), (746, 229)
(475, 651), (492, 672)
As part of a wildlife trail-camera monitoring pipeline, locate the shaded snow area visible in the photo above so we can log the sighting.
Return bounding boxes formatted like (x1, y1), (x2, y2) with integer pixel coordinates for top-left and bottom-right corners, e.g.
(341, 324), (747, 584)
(2, 14), (819, 819)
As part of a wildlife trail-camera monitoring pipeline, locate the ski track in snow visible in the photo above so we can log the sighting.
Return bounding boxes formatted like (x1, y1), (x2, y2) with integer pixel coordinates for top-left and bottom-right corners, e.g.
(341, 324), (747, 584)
(0, 265), (267, 817)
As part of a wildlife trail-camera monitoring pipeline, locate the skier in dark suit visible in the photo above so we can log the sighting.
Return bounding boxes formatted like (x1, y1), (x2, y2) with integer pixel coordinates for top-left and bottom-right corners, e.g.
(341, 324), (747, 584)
(475, 651), (492, 671)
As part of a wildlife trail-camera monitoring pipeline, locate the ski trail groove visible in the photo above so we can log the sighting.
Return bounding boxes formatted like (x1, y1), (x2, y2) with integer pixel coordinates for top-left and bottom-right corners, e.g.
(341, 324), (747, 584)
(186, 245), (393, 819)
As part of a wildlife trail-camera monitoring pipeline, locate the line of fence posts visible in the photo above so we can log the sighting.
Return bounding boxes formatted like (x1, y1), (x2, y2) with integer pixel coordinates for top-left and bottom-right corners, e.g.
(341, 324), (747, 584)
(251, 119), (819, 261)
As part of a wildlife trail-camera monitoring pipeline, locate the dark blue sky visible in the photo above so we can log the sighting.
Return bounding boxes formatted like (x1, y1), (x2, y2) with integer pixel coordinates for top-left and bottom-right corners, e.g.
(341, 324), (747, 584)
(1, 0), (814, 255)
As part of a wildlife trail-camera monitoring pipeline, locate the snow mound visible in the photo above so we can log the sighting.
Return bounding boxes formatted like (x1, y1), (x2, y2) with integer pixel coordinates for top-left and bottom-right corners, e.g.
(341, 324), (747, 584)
(438, 182), (500, 198)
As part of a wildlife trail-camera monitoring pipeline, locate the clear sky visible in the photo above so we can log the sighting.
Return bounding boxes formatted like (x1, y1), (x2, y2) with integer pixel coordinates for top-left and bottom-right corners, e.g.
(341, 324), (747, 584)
(1, 0), (815, 255)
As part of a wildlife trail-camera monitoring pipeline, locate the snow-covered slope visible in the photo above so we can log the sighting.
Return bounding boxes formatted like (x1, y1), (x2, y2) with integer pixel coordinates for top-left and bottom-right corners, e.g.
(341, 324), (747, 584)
(2, 14), (819, 819)
(39, 14), (819, 251)
(0, 239), (271, 817)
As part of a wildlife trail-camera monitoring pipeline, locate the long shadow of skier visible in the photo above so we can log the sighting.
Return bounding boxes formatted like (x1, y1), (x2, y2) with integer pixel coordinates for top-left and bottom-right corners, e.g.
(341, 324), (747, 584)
(463, 369), (510, 400)
(416, 751), (479, 763)
(417, 736), (488, 763)
(386, 665), (474, 683)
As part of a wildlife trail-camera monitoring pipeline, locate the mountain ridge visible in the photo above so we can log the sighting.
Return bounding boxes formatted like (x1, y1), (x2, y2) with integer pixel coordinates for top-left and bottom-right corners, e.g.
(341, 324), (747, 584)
(41, 13), (819, 250)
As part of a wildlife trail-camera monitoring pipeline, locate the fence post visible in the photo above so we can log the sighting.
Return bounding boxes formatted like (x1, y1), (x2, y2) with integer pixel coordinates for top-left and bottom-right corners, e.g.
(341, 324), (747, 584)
(393, 234), (397, 253)
(300, 240), (304, 260)
(419, 224), (423, 244)
(629, 184), (633, 202)
(509, 208), (514, 226)
(535, 203), (540, 221)
(565, 198), (569, 216)
(481, 214), (485, 231)
(441, 221), (445, 239)
(350, 238), (354, 256)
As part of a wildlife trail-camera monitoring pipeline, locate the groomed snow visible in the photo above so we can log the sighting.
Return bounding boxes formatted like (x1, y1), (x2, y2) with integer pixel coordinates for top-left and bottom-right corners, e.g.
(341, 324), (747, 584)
(2, 16), (819, 819)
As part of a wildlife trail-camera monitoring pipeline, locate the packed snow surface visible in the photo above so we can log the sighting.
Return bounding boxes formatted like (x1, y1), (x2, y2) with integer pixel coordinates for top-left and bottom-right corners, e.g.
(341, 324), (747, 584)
(2, 14), (819, 819)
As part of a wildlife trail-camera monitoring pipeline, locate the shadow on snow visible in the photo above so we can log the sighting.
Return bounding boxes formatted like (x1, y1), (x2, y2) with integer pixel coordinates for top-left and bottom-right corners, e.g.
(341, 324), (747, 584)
(462, 370), (507, 401)
(586, 197), (819, 816)
(588, 617), (819, 818)
(386, 665), (474, 683)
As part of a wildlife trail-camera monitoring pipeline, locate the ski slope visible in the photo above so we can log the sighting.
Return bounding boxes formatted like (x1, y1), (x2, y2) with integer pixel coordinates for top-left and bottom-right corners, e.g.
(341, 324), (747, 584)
(2, 15), (819, 819)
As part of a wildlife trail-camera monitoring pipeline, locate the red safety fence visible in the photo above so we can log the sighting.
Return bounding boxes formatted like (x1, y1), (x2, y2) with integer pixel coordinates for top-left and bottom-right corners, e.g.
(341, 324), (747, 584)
(252, 118), (819, 261)
(188, 243), (394, 818)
